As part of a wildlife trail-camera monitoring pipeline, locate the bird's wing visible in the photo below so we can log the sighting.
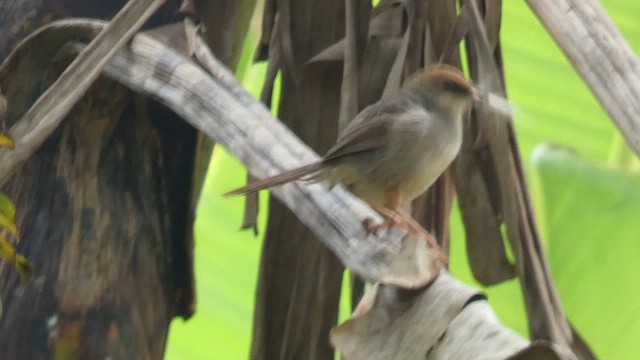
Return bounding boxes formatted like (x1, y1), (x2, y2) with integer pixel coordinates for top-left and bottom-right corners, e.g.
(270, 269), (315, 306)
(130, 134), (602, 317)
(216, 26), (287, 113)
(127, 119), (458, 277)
(322, 117), (391, 162)
(323, 103), (399, 163)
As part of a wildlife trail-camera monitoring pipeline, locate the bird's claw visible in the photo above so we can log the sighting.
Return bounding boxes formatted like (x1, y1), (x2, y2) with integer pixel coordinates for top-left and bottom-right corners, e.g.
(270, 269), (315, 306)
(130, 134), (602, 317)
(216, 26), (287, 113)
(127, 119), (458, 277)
(363, 206), (450, 266)
(362, 218), (388, 236)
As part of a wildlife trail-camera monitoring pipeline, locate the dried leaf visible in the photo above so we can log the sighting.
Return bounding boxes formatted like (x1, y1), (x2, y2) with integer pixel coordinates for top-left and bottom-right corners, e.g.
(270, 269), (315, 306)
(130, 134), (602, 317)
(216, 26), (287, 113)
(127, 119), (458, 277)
(454, 151), (515, 285)
(460, 1), (590, 357)
(507, 341), (577, 360)
(428, 301), (529, 359)
(307, 3), (403, 65)
(381, 0), (415, 98)
(338, 0), (370, 130)
(308, 40), (346, 63)
(275, 0), (299, 84)
(331, 272), (513, 360)
(241, 17), (283, 230)
(379, 233), (439, 288)
(254, 0), (276, 62)
(248, 1), (352, 357)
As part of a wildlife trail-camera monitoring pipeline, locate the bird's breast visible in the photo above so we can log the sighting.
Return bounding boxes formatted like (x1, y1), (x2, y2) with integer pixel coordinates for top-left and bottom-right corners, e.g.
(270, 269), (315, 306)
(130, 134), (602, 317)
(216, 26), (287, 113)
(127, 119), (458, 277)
(330, 104), (463, 205)
(386, 106), (463, 202)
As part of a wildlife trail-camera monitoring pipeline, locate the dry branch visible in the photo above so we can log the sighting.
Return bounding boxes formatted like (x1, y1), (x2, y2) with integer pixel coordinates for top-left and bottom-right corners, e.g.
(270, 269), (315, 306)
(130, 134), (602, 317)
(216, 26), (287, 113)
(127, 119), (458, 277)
(527, 0), (640, 156)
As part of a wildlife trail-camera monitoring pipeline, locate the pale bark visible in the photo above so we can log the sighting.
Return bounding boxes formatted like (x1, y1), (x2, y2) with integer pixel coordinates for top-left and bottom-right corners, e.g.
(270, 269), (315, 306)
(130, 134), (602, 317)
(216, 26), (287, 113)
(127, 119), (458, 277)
(527, 0), (640, 156)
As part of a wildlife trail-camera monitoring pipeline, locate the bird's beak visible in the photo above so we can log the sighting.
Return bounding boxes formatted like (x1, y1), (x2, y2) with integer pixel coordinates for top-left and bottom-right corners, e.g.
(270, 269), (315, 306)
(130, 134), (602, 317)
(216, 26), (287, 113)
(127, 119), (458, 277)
(472, 87), (513, 116)
(471, 87), (483, 103)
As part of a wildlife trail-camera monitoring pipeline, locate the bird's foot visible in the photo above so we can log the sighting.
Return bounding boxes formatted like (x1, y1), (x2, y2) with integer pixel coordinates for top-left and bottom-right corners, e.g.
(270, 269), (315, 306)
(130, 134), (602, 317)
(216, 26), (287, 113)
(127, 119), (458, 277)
(362, 205), (405, 236)
(363, 205), (449, 266)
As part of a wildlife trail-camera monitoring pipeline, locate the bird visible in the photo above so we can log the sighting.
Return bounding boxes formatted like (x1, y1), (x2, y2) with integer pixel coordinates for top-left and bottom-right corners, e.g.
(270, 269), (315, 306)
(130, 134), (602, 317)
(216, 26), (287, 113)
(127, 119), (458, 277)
(225, 64), (477, 259)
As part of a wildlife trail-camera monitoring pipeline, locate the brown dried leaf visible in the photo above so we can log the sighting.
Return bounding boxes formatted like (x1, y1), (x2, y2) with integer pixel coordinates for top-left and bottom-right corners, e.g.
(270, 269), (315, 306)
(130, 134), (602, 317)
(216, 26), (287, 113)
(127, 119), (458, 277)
(428, 301), (529, 358)
(461, 2), (592, 358)
(454, 150), (515, 285)
(308, 40), (346, 63)
(331, 272), (513, 360)
(242, 16), (282, 230)
(379, 233), (440, 288)
(507, 341), (578, 360)
(254, 0), (276, 62)
(340, 0), (359, 129)
(444, 0), (516, 285)
(249, 1), (351, 358)
(381, 0), (415, 98)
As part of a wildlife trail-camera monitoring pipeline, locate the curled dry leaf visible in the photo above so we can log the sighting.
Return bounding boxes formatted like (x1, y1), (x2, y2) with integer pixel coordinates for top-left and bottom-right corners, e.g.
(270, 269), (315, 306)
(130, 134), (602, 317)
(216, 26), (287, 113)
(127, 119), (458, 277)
(331, 272), (478, 360)
(330, 271), (567, 360)
(428, 301), (528, 359)
(379, 232), (440, 289)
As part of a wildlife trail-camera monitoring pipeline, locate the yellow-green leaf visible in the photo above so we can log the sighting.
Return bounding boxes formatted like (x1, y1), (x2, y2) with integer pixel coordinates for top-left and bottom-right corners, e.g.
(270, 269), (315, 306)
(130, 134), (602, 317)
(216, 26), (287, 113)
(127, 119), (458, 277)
(0, 232), (32, 282)
(0, 134), (14, 149)
(0, 213), (18, 236)
(0, 192), (16, 222)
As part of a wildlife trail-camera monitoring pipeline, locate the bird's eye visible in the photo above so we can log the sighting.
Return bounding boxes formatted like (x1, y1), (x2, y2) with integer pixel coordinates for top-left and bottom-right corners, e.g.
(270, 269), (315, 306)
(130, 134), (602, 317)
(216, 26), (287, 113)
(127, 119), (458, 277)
(442, 80), (472, 95)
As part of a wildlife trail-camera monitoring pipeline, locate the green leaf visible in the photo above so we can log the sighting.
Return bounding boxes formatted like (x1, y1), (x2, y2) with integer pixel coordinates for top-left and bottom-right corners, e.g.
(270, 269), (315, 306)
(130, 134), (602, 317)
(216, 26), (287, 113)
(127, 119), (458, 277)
(532, 144), (640, 360)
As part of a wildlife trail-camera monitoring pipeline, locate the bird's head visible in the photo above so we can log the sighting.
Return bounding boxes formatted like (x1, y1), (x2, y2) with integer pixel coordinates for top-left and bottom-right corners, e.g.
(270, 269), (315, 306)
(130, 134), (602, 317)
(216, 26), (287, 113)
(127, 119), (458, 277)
(407, 64), (477, 119)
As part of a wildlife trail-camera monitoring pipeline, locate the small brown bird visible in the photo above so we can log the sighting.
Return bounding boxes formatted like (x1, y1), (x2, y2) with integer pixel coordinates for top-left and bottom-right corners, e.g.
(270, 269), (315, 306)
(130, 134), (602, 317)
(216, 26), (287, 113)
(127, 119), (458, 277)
(226, 65), (476, 252)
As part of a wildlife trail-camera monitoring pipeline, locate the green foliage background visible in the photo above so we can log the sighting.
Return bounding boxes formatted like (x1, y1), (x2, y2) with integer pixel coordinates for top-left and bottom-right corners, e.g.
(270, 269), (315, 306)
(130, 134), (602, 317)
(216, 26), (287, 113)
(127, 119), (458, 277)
(165, 2), (640, 359)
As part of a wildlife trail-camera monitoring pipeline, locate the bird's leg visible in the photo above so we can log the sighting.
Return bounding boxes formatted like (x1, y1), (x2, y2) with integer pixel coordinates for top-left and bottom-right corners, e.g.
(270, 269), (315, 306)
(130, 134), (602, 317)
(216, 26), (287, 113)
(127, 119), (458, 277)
(394, 207), (448, 265)
(362, 188), (418, 236)
(361, 187), (448, 264)
(362, 187), (403, 234)
(362, 203), (405, 234)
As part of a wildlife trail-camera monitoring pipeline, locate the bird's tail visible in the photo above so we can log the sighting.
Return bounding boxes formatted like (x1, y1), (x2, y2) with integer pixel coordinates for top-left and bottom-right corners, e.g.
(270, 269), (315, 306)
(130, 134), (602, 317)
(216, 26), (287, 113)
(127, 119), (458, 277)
(224, 162), (324, 196)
